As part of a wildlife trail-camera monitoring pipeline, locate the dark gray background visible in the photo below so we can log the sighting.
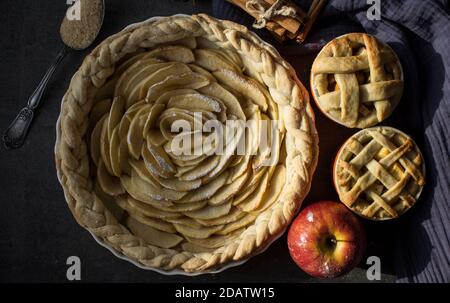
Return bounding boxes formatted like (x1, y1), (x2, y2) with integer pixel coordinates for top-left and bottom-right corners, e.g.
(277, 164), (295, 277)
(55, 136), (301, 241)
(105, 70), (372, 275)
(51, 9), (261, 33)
(0, 0), (396, 282)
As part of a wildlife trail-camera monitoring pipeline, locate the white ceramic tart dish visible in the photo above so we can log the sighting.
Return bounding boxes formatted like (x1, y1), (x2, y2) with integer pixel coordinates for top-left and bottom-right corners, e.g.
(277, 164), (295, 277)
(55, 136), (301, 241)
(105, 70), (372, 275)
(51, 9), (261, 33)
(310, 33), (404, 129)
(333, 126), (425, 221)
(55, 14), (318, 274)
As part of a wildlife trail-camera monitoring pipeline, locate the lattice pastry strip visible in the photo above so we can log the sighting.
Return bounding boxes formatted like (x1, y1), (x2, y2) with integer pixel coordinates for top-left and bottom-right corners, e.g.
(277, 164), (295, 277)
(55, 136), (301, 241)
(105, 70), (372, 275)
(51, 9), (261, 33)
(334, 127), (425, 220)
(311, 33), (404, 128)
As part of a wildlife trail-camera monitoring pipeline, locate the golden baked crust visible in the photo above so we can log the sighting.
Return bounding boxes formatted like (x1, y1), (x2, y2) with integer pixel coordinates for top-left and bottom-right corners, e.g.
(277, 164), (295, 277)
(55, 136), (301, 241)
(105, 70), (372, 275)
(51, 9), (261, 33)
(311, 33), (403, 128)
(55, 14), (318, 272)
(333, 127), (425, 220)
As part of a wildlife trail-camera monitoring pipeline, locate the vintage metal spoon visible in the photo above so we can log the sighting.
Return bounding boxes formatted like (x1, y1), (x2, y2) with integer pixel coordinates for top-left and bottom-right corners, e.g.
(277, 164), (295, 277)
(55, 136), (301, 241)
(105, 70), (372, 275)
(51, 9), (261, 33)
(3, 0), (105, 149)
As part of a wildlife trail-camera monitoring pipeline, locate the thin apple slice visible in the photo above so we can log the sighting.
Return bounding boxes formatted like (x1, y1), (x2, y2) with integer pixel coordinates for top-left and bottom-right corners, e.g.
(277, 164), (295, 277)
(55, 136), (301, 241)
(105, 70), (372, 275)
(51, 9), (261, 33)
(196, 37), (219, 49)
(185, 230), (240, 249)
(127, 114), (147, 160)
(146, 129), (166, 147)
(251, 165), (286, 213)
(125, 195), (182, 219)
(90, 115), (107, 166)
(94, 181), (124, 220)
(242, 100), (260, 120)
(157, 108), (202, 142)
(216, 213), (256, 235)
(208, 169), (250, 205)
(109, 126), (122, 177)
(188, 64), (216, 82)
(129, 158), (159, 187)
(241, 55), (265, 84)
(144, 46), (195, 63)
(146, 140), (177, 175)
(196, 207), (246, 227)
(142, 104), (165, 137)
(99, 118), (114, 175)
(137, 62), (192, 100)
(125, 62), (177, 105)
(255, 124), (281, 170)
(174, 223), (224, 239)
(178, 170), (229, 203)
(126, 105), (150, 159)
(96, 52), (144, 99)
(208, 48), (243, 71)
(126, 217), (183, 248)
(107, 96), (125, 141)
(115, 52), (147, 75)
(146, 72), (210, 102)
(252, 115), (277, 170)
(118, 136), (131, 176)
(120, 176), (174, 207)
(198, 83), (246, 120)
(213, 69), (268, 111)
(97, 160), (125, 196)
(89, 99), (111, 129)
(171, 152), (209, 167)
(166, 216), (203, 229)
(219, 49), (243, 70)
(167, 93), (222, 113)
(185, 200), (232, 220)
(194, 48), (238, 72)
(131, 214), (177, 233)
(247, 110), (261, 156)
(170, 149), (209, 166)
(205, 125), (244, 179)
(247, 166), (267, 188)
(229, 154), (251, 182)
(229, 155), (243, 167)
(155, 88), (198, 105)
(178, 155), (221, 182)
(153, 174), (201, 192)
(155, 201), (207, 213)
(238, 171), (270, 212)
(129, 169), (186, 201)
(114, 58), (162, 99)
(94, 80), (116, 103)
(142, 144), (173, 179)
(232, 182), (257, 206)
(118, 101), (145, 139)
(175, 164), (197, 177)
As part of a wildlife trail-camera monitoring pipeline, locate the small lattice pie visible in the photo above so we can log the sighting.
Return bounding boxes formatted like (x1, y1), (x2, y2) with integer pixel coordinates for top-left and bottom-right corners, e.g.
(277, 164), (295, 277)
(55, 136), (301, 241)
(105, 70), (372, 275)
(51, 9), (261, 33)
(333, 127), (425, 220)
(55, 15), (318, 272)
(311, 33), (403, 128)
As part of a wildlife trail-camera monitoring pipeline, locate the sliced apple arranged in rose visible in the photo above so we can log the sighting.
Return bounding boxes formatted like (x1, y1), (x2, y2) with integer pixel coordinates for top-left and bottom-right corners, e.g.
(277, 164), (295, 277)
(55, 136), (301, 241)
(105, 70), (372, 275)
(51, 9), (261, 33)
(88, 42), (287, 252)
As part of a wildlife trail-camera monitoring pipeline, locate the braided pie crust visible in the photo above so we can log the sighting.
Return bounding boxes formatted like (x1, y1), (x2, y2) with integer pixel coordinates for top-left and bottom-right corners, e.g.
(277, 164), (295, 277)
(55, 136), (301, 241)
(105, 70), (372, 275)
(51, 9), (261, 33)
(55, 14), (318, 272)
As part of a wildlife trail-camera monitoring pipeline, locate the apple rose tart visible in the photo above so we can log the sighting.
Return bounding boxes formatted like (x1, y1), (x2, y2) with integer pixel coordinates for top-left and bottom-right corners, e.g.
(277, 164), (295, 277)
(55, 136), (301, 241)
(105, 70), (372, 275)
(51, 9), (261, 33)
(55, 14), (318, 273)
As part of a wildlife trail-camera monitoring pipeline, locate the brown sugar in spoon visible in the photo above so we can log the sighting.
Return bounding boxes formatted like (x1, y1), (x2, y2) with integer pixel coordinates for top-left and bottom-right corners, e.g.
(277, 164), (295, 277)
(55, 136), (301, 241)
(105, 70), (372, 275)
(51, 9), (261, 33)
(3, 0), (105, 149)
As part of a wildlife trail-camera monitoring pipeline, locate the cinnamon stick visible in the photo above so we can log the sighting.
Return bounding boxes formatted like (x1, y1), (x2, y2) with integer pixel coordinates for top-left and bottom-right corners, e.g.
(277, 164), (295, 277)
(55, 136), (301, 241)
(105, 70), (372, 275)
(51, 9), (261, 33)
(262, 0), (305, 34)
(226, 0), (327, 44)
(228, 0), (287, 37)
(228, 0), (305, 35)
(296, 0), (326, 42)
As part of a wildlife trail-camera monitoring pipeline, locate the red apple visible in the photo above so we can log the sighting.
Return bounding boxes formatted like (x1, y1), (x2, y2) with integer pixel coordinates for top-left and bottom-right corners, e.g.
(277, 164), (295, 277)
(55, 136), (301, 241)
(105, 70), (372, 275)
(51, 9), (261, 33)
(288, 201), (366, 278)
